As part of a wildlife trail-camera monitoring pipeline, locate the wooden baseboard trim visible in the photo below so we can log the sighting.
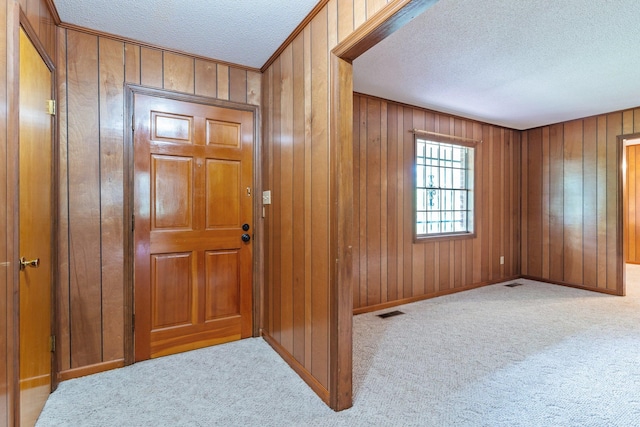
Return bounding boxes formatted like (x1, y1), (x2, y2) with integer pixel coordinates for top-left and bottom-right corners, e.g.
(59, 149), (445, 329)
(261, 332), (330, 405)
(58, 359), (125, 382)
(520, 275), (621, 296)
(353, 276), (521, 315)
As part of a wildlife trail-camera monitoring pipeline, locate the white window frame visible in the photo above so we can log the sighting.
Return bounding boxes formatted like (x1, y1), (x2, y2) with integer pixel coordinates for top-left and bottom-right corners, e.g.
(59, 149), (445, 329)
(414, 136), (476, 241)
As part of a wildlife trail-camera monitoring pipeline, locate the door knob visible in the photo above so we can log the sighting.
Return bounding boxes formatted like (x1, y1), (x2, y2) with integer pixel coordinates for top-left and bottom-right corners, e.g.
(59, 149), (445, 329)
(19, 257), (40, 271)
(242, 223), (250, 231)
(241, 233), (251, 242)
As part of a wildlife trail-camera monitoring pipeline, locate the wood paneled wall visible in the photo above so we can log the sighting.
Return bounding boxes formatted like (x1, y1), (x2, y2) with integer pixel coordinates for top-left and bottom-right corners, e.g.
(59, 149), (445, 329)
(352, 94), (521, 312)
(261, 0), (402, 408)
(18, 0), (55, 61)
(625, 143), (640, 264)
(521, 109), (640, 292)
(1, 1), (57, 425)
(56, 27), (261, 376)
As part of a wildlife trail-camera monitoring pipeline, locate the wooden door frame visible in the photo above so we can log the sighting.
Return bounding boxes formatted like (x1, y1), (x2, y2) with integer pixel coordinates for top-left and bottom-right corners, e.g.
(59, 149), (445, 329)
(328, 0), (438, 411)
(123, 85), (262, 365)
(619, 132), (640, 296)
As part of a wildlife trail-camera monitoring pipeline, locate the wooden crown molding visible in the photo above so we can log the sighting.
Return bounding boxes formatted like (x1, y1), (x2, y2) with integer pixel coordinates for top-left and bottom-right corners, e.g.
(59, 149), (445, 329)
(58, 22), (261, 74)
(45, 0), (62, 25)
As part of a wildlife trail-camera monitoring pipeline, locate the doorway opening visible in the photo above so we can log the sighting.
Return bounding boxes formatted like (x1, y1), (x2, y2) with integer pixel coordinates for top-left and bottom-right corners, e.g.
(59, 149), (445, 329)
(623, 135), (640, 296)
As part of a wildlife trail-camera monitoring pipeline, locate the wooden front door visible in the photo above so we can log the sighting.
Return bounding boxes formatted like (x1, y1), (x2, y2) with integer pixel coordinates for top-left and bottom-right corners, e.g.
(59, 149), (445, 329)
(133, 94), (254, 361)
(18, 28), (54, 427)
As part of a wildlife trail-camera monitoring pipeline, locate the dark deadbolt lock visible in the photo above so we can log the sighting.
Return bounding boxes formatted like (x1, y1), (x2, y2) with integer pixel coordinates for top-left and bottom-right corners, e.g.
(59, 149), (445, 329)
(241, 233), (251, 242)
(242, 223), (250, 231)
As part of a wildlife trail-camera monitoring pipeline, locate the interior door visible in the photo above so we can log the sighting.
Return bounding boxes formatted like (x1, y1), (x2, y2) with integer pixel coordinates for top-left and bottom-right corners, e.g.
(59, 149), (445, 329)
(18, 28), (54, 427)
(134, 94), (254, 361)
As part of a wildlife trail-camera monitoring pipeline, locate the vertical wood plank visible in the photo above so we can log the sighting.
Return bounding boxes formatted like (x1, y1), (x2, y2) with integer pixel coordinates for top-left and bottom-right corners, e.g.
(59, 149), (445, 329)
(56, 26), (71, 372)
(98, 37), (125, 362)
(541, 127), (550, 278)
(412, 110), (426, 295)
(606, 113), (622, 290)
(292, 34), (306, 363)
(402, 108), (413, 297)
(279, 44), (294, 354)
(271, 57), (282, 344)
(527, 128), (542, 277)
(366, 98), (381, 306)
(386, 103), (398, 301)
(563, 120), (584, 284)
(549, 124), (565, 282)
(303, 25), (313, 371)
(472, 122), (483, 282)
(140, 47), (162, 88)
(596, 115), (608, 287)
(247, 70), (261, 106)
(521, 132), (529, 275)
(229, 67), (247, 103)
(380, 101), (388, 302)
(337, 0), (354, 43)
(163, 52), (194, 93)
(354, 0), (366, 29)
(358, 96), (367, 307)
(124, 43), (140, 85)
(583, 117), (598, 285)
(352, 96), (361, 308)
(66, 30), (103, 367)
(194, 59), (217, 98)
(310, 9), (329, 389)
(216, 64), (229, 100)
(396, 106), (405, 298)
(367, 0), (387, 17)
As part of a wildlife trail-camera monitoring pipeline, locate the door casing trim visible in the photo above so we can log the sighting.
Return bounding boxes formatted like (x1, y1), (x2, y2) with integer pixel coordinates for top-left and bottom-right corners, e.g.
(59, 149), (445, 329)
(123, 85), (262, 365)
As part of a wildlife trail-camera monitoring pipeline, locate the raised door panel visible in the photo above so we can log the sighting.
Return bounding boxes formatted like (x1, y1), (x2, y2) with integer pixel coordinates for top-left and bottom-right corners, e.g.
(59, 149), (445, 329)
(151, 253), (194, 329)
(207, 120), (240, 148)
(205, 251), (240, 320)
(152, 112), (193, 144)
(206, 160), (240, 228)
(151, 155), (193, 230)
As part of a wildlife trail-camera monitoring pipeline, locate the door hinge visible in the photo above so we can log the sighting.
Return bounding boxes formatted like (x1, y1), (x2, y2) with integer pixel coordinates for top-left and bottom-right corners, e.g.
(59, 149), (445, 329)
(47, 100), (56, 116)
(132, 113), (135, 131)
(132, 214), (135, 231)
(49, 335), (56, 353)
(132, 314), (135, 332)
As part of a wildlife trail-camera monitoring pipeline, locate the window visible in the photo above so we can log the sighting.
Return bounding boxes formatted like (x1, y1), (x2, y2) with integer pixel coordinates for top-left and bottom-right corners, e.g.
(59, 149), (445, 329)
(415, 138), (475, 238)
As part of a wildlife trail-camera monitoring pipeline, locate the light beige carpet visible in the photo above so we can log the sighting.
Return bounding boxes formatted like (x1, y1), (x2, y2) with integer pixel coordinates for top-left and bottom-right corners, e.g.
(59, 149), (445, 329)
(37, 270), (640, 426)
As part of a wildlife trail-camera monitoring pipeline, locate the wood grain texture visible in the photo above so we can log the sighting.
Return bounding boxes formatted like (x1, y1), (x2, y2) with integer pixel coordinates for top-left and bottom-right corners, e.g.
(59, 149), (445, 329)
(66, 30), (103, 368)
(163, 52), (194, 94)
(0, 2), (12, 424)
(352, 94), (521, 310)
(521, 110), (633, 295)
(20, 0), (55, 61)
(99, 37), (125, 362)
(57, 26), (263, 377)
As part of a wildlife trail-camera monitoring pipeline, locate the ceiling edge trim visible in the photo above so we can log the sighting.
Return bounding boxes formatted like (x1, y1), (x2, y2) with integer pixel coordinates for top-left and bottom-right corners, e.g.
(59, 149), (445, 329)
(45, 0), (61, 25)
(260, 0), (330, 73)
(58, 22), (261, 73)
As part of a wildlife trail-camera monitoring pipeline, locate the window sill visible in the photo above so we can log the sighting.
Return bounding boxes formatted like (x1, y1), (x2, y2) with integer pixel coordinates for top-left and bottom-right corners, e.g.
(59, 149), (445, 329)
(414, 232), (476, 243)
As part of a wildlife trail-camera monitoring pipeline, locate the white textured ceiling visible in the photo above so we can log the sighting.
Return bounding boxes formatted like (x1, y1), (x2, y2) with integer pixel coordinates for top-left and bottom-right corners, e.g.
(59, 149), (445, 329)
(354, 0), (640, 130)
(53, 0), (640, 130)
(51, 0), (319, 69)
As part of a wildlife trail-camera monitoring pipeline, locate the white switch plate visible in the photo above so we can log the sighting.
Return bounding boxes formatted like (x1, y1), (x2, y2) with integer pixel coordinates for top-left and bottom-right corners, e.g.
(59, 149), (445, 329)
(500, 256), (504, 265)
(263, 190), (271, 205)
